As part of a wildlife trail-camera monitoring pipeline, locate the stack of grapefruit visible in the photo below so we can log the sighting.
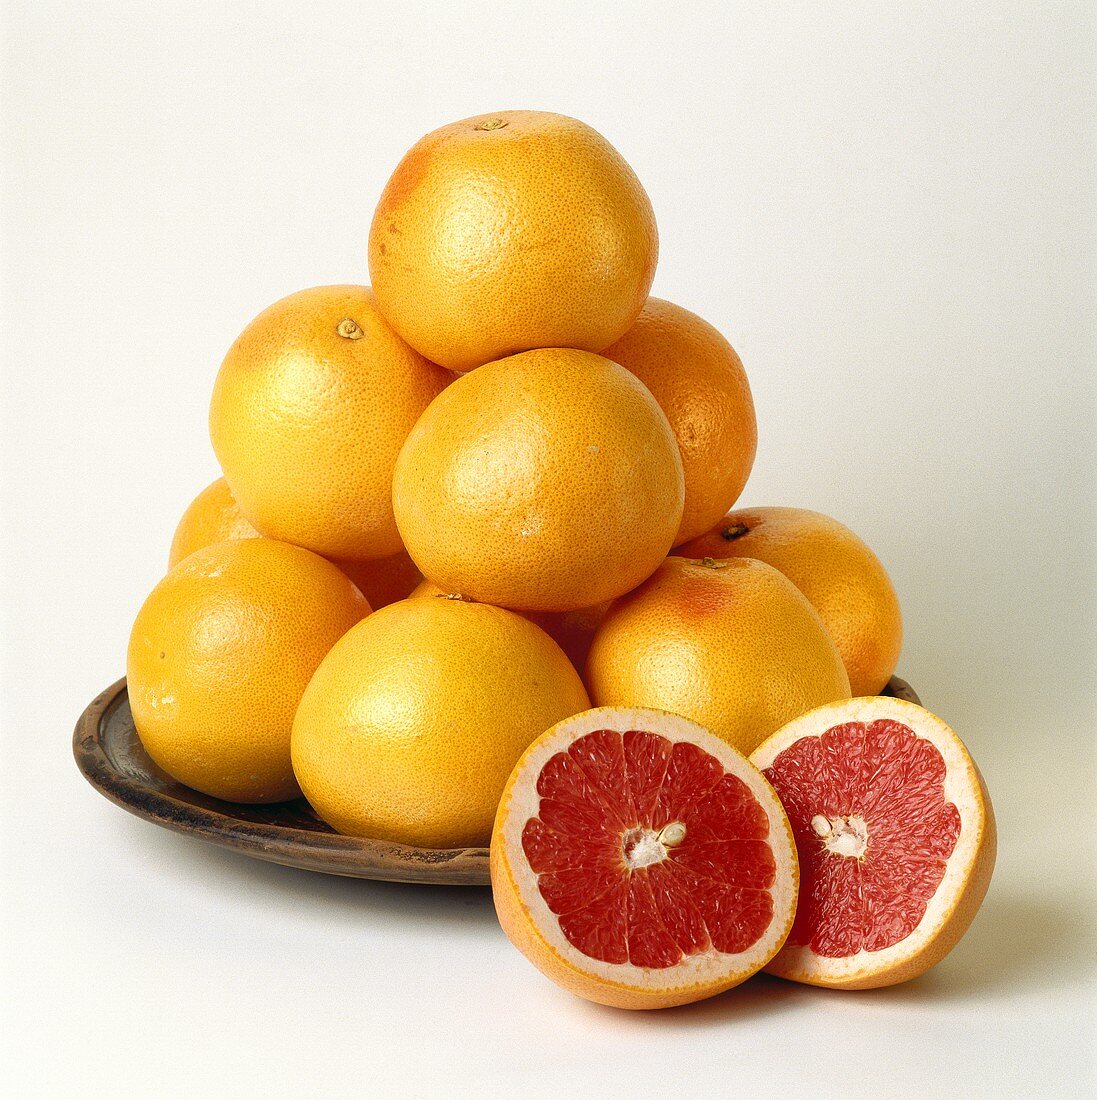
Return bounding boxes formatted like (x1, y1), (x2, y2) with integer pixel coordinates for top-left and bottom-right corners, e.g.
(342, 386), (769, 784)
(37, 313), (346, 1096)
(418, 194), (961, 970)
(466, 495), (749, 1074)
(127, 111), (994, 1009)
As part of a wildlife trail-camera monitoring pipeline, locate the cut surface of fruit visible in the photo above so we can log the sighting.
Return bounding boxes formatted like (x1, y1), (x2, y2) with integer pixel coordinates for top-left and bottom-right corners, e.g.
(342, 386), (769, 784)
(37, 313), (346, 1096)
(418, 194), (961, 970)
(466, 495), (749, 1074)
(492, 707), (798, 1009)
(751, 696), (995, 989)
(128, 538), (370, 804)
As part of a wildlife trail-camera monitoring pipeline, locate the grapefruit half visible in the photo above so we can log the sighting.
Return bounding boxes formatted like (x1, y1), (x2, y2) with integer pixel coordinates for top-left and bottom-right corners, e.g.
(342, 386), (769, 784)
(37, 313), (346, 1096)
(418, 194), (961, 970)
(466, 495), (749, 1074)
(750, 696), (996, 989)
(491, 707), (798, 1009)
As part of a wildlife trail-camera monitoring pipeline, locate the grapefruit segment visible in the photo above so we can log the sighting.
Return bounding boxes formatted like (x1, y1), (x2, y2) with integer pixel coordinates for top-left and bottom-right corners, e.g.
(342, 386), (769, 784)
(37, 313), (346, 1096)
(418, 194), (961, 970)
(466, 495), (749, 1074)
(491, 707), (798, 1009)
(751, 696), (995, 989)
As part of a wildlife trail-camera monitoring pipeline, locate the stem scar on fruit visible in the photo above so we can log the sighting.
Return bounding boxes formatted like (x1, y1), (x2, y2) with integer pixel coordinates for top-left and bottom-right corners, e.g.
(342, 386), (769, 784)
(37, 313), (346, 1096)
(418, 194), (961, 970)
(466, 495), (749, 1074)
(336, 318), (364, 340)
(721, 523), (750, 541)
(474, 118), (507, 131)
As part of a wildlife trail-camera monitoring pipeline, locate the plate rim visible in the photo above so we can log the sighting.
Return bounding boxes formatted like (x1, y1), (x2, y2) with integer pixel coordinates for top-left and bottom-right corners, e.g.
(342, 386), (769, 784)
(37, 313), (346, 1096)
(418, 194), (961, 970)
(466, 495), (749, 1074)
(73, 675), (921, 886)
(73, 678), (492, 885)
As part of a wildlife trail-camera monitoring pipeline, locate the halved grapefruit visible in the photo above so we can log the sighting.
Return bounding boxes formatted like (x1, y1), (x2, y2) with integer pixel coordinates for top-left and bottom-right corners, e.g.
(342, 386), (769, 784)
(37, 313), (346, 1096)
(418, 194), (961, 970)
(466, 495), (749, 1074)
(750, 696), (996, 989)
(491, 707), (798, 1009)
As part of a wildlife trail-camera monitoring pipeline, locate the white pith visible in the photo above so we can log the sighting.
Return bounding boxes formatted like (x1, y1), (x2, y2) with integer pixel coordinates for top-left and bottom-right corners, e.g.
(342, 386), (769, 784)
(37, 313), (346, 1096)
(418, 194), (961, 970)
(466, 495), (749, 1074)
(500, 706), (798, 993)
(750, 696), (989, 983)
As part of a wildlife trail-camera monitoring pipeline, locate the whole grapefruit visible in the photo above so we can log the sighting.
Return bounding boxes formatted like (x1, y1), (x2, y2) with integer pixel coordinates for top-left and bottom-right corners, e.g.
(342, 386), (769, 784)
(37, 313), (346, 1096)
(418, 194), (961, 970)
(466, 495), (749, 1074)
(292, 597), (590, 848)
(168, 477), (422, 609)
(602, 298), (757, 544)
(678, 507), (903, 695)
(586, 556), (851, 755)
(127, 538), (369, 803)
(368, 110), (657, 371)
(392, 348), (684, 612)
(209, 285), (451, 561)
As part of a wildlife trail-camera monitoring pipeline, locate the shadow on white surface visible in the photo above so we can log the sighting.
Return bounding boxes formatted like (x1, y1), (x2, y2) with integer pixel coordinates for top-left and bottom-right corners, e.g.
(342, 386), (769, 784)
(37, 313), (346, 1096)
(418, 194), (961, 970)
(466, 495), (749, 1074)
(859, 887), (1093, 1006)
(97, 791), (1092, 1019)
(571, 886), (1093, 1029)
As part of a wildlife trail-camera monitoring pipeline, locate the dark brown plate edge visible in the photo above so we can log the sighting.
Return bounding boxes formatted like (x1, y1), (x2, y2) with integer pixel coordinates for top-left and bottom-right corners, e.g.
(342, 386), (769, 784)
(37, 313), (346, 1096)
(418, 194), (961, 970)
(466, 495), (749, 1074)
(72, 678), (491, 886)
(74, 676), (921, 887)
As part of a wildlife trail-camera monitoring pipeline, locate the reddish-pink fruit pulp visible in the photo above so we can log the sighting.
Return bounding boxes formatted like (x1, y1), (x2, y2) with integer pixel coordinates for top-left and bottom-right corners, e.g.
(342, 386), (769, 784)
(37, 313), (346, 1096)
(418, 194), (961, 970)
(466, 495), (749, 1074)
(520, 729), (777, 969)
(763, 719), (961, 958)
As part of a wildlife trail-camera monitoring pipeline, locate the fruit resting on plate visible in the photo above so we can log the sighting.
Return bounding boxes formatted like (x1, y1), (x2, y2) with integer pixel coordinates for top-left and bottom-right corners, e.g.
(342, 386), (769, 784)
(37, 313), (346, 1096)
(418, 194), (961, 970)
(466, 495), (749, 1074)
(491, 707), (798, 1009)
(291, 596), (590, 848)
(127, 539), (369, 803)
(751, 696), (996, 989)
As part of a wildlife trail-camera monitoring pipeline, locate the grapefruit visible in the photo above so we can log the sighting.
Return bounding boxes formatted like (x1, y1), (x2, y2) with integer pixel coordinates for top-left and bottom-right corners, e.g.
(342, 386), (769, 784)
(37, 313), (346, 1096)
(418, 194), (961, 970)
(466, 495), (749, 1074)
(491, 707), (798, 1009)
(601, 298), (757, 544)
(168, 477), (259, 565)
(586, 557), (851, 756)
(410, 580), (610, 672)
(751, 696), (996, 988)
(332, 552), (422, 611)
(678, 506), (903, 695)
(291, 597), (590, 848)
(127, 538), (369, 803)
(209, 285), (451, 561)
(368, 110), (657, 371)
(168, 477), (422, 609)
(393, 348), (684, 612)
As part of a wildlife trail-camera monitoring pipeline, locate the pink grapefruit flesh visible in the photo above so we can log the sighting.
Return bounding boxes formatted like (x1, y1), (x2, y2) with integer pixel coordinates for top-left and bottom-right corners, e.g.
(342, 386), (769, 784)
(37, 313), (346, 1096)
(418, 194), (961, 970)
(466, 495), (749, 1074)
(751, 696), (996, 989)
(491, 707), (799, 1009)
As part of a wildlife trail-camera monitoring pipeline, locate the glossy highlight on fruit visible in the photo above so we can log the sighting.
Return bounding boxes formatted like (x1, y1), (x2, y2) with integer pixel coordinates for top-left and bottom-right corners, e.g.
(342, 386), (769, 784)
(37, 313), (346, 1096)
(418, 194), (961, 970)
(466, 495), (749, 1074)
(491, 707), (798, 1009)
(369, 110), (657, 371)
(291, 596), (590, 848)
(168, 477), (259, 567)
(751, 696), (996, 988)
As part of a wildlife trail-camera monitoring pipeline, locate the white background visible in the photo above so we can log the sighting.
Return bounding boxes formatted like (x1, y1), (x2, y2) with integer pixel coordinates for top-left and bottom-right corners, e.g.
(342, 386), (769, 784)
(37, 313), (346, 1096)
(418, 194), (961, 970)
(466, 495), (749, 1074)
(2, 2), (1094, 1096)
